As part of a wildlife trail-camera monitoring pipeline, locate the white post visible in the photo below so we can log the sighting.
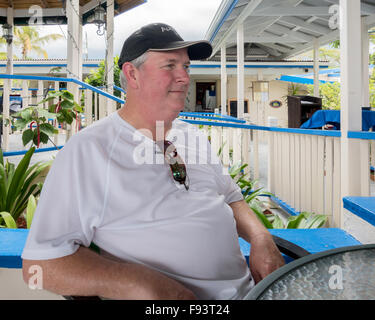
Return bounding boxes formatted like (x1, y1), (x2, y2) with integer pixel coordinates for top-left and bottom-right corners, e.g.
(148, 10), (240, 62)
(2, 8), (14, 151)
(362, 21), (370, 108)
(106, 0), (115, 115)
(237, 23), (244, 119)
(221, 45), (227, 116)
(340, 0), (362, 226)
(66, 0), (81, 138)
(313, 39), (320, 97)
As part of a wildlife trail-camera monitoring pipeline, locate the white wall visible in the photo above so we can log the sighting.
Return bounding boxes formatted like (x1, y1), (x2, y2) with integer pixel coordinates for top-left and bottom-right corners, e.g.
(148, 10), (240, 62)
(342, 210), (375, 244)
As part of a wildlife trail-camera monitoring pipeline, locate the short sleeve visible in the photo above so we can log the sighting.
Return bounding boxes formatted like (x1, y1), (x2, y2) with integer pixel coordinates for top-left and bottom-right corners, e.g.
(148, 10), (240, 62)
(22, 134), (106, 260)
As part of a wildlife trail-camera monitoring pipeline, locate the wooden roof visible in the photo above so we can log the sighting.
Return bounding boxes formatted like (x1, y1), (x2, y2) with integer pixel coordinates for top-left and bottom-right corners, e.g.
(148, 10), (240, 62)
(0, 0), (145, 24)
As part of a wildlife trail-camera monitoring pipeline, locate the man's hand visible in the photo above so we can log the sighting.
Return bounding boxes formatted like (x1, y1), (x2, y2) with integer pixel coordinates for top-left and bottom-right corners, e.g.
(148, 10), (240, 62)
(229, 200), (285, 284)
(248, 233), (285, 284)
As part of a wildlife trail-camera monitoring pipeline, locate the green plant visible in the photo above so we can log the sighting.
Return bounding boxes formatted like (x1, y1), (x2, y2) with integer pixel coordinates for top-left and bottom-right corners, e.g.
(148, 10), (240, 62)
(0, 147), (52, 228)
(255, 210), (328, 229)
(228, 162), (328, 229)
(228, 163), (272, 213)
(2, 90), (83, 148)
(307, 82), (341, 110)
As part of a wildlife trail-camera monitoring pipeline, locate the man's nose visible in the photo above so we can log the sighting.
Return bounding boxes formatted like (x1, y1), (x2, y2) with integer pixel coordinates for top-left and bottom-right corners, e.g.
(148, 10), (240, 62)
(175, 67), (190, 84)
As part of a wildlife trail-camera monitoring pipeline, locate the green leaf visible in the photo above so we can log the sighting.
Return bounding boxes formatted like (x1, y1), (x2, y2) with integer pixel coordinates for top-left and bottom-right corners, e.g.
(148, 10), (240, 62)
(22, 129), (34, 146)
(39, 123), (58, 135)
(0, 164), (7, 209)
(5, 147), (35, 213)
(303, 215), (328, 229)
(33, 131), (49, 146)
(0, 211), (17, 228)
(286, 213), (306, 229)
(251, 206), (273, 229)
(26, 195), (37, 229)
(272, 215), (285, 229)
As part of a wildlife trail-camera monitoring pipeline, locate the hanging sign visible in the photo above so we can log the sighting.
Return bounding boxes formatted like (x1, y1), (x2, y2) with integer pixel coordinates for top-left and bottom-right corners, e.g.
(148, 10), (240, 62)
(269, 100), (282, 108)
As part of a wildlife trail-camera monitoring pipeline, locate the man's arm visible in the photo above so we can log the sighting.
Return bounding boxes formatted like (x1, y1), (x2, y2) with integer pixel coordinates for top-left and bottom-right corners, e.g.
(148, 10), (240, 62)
(229, 200), (285, 284)
(22, 246), (196, 300)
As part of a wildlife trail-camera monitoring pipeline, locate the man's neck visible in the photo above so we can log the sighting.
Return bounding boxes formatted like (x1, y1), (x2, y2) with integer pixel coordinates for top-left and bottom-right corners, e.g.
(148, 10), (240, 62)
(118, 104), (172, 142)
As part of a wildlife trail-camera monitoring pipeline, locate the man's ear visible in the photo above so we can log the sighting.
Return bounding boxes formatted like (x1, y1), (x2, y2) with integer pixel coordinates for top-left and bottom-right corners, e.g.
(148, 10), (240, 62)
(122, 63), (139, 89)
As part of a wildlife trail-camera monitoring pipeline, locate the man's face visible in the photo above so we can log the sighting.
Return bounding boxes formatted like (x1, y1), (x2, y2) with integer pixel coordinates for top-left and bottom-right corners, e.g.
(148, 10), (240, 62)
(136, 48), (190, 123)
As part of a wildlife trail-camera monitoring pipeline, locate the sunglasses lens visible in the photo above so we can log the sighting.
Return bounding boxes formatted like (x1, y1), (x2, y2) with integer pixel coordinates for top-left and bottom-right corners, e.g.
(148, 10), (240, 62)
(163, 140), (189, 190)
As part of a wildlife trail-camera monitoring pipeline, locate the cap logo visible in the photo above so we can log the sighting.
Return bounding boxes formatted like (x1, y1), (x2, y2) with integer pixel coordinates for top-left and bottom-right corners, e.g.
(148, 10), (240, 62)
(161, 26), (172, 32)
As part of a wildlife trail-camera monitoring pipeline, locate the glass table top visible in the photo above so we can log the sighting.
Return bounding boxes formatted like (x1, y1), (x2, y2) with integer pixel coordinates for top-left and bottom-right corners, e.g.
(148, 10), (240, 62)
(245, 245), (375, 300)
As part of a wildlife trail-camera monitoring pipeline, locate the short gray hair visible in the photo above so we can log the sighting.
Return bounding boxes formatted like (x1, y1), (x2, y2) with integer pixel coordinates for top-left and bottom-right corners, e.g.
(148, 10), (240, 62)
(119, 52), (149, 91)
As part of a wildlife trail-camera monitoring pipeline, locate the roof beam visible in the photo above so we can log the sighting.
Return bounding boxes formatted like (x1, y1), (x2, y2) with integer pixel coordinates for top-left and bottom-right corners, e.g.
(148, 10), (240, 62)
(243, 35), (301, 43)
(253, 5), (332, 17)
(13, 8), (64, 17)
(256, 43), (282, 56)
(212, 0), (263, 56)
(279, 16), (331, 35)
(80, 0), (100, 15)
(258, 43), (292, 54)
(279, 28), (339, 59)
(266, 23), (314, 42)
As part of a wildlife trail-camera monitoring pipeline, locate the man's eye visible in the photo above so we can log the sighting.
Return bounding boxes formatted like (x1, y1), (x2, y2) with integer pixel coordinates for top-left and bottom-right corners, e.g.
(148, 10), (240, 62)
(164, 64), (175, 69)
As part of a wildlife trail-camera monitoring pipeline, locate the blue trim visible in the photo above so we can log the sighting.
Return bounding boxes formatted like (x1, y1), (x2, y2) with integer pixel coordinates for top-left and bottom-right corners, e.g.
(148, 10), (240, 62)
(181, 119), (271, 131)
(3, 145), (64, 157)
(348, 131), (375, 140)
(113, 85), (126, 94)
(210, 0), (239, 43)
(270, 195), (300, 216)
(0, 64), (100, 68)
(269, 127), (341, 137)
(190, 64), (329, 69)
(179, 113), (246, 124)
(0, 229), (29, 268)
(277, 75), (335, 85)
(0, 74), (125, 104)
(343, 197), (375, 227)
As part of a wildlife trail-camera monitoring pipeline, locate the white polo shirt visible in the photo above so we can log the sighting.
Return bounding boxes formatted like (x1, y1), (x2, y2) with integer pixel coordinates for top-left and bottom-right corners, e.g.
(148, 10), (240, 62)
(22, 111), (254, 299)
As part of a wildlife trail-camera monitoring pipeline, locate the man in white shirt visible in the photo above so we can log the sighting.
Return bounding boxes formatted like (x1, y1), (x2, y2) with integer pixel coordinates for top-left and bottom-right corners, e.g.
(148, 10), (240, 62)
(22, 23), (284, 300)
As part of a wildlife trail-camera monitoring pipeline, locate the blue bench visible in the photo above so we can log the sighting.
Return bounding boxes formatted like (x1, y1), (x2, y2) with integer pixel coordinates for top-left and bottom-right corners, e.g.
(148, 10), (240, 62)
(0, 228), (361, 269)
(239, 228), (361, 264)
(343, 196), (375, 227)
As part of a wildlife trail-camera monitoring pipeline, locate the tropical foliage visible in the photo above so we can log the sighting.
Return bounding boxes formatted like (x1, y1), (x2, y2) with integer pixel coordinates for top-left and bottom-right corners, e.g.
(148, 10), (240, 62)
(85, 55), (122, 97)
(0, 147), (51, 229)
(0, 90), (83, 148)
(228, 162), (328, 229)
(307, 82), (341, 110)
(13, 26), (63, 59)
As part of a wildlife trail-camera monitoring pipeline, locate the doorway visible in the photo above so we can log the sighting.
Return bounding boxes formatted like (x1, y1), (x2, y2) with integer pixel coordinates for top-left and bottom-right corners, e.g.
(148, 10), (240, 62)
(196, 82), (216, 112)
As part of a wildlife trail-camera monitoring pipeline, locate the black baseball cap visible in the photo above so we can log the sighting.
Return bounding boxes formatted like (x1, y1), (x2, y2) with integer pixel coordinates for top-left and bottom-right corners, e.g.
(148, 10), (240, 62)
(118, 23), (213, 69)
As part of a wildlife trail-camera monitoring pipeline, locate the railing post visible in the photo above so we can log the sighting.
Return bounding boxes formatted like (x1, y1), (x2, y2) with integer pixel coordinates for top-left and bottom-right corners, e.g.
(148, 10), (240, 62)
(360, 139), (370, 196)
(267, 131), (275, 194)
(84, 89), (93, 127)
(242, 128), (250, 177)
(22, 80), (29, 109)
(253, 130), (259, 188)
(222, 127), (230, 168)
(2, 79), (10, 151)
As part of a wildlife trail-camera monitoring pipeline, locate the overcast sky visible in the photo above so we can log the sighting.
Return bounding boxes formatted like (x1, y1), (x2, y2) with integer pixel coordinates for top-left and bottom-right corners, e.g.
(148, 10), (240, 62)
(32, 0), (222, 60)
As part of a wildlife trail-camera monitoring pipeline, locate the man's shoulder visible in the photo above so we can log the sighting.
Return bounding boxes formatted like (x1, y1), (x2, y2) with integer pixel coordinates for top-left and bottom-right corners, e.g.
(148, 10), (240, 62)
(61, 114), (120, 155)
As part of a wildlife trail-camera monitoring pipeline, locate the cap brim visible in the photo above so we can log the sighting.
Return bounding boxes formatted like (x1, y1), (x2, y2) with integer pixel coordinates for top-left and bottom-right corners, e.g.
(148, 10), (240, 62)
(148, 40), (213, 60)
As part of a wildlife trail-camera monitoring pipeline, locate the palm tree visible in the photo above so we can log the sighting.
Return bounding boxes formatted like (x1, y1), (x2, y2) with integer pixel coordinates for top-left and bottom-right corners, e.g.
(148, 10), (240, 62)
(13, 26), (63, 59)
